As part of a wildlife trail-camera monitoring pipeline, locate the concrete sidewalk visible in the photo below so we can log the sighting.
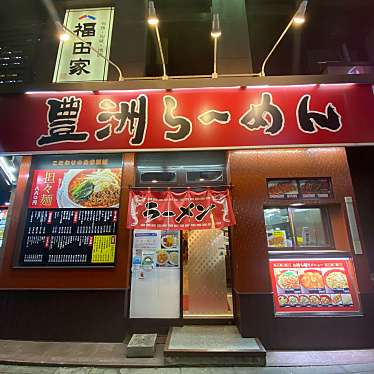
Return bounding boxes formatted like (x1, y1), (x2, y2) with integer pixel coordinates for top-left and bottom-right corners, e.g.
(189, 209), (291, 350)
(1, 365), (374, 373)
(0, 340), (374, 373)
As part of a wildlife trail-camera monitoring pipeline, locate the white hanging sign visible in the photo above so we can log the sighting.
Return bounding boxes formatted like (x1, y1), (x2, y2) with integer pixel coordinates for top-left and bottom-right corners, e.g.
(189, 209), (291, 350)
(53, 7), (114, 82)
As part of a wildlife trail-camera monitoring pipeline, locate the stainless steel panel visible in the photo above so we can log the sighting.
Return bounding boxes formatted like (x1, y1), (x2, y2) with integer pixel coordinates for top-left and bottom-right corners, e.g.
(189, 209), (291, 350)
(186, 229), (228, 314)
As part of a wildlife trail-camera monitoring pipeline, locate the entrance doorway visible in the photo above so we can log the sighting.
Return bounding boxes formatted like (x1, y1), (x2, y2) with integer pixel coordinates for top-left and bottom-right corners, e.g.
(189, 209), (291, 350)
(182, 228), (233, 318)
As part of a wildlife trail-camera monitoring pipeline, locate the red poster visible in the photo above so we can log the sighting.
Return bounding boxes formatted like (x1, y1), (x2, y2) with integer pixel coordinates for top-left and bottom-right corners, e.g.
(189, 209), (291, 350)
(1, 84), (374, 153)
(269, 258), (361, 315)
(127, 189), (236, 230)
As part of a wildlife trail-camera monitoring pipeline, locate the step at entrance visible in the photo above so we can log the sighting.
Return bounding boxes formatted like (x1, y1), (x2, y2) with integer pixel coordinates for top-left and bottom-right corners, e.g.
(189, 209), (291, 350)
(164, 325), (266, 366)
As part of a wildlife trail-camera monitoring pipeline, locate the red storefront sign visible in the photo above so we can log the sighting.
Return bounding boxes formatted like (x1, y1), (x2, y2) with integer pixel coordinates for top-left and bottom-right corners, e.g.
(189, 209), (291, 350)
(127, 189), (236, 230)
(269, 258), (361, 315)
(1, 84), (374, 153)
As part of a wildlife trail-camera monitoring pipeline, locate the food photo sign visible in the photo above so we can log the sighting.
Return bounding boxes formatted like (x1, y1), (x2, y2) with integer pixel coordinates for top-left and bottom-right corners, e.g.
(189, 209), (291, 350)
(267, 178), (333, 199)
(18, 153), (122, 267)
(269, 258), (361, 315)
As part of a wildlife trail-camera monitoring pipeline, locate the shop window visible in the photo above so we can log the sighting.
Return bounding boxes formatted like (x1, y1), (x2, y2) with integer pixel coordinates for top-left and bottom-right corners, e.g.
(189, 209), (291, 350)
(139, 171), (177, 184)
(186, 170), (224, 183)
(136, 151), (226, 187)
(264, 207), (333, 249)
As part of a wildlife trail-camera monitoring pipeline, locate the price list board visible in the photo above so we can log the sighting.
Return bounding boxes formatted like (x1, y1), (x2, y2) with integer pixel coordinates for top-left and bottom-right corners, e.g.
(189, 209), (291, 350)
(18, 153), (123, 267)
(20, 208), (118, 266)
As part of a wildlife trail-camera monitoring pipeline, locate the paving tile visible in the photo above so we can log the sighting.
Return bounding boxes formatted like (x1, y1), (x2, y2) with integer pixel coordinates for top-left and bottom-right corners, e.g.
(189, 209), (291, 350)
(89, 368), (121, 374)
(266, 352), (318, 367)
(0, 365), (57, 373)
(287, 366), (347, 374)
(341, 363), (374, 373)
(53, 367), (92, 374)
(121, 369), (180, 374)
(181, 369), (235, 374)
(234, 367), (291, 374)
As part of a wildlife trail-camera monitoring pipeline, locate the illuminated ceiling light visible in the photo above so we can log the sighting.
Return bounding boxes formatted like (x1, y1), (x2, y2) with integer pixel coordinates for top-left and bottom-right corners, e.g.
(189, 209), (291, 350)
(211, 13), (221, 38)
(59, 32), (70, 41)
(147, 1), (168, 80)
(293, 0), (308, 24)
(259, 0), (308, 77)
(199, 178), (205, 181)
(147, 1), (159, 26)
(151, 179), (158, 183)
(211, 13), (221, 79)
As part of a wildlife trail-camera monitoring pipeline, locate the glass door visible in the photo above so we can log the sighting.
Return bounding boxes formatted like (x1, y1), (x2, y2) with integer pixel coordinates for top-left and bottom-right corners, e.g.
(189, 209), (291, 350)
(182, 228), (233, 318)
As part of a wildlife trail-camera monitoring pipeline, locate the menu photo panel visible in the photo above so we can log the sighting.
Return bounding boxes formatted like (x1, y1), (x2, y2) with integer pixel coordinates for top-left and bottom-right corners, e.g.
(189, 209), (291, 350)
(267, 178), (333, 200)
(269, 258), (361, 316)
(19, 153), (123, 267)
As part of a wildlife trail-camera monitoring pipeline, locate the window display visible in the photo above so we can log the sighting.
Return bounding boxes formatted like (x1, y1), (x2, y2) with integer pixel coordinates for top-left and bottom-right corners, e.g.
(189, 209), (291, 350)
(264, 207), (332, 249)
(292, 208), (329, 247)
(264, 208), (294, 247)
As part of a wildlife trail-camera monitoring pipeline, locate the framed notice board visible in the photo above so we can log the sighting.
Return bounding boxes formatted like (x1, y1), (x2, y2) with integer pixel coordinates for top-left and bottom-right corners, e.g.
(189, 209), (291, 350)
(18, 153), (123, 267)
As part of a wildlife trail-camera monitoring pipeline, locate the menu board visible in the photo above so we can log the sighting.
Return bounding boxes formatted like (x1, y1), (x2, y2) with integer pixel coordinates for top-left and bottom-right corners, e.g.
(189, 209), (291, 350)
(19, 154), (122, 267)
(267, 178), (333, 199)
(269, 258), (361, 315)
(0, 207), (8, 247)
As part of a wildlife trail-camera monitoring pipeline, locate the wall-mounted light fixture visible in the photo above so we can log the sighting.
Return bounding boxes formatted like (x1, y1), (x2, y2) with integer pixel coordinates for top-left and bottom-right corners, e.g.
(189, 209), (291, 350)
(211, 13), (221, 79)
(260, 0), (308, 77)
(147, 1), (168, 80)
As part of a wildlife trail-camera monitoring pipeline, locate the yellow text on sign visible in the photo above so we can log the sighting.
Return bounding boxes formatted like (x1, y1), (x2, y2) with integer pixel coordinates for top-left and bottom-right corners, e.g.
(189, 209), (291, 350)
(91, 235), (116, 263)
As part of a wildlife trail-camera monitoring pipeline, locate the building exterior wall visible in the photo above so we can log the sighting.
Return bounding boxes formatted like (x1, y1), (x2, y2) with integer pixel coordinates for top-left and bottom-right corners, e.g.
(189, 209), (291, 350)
(229, 147), (374, 348)
(0, 147), (373, 347)
(0, 154), (135, 341)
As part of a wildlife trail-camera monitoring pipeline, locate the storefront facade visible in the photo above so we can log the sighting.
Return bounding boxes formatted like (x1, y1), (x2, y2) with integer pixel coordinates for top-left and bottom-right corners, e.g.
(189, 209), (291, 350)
(0, 78), (373, 349)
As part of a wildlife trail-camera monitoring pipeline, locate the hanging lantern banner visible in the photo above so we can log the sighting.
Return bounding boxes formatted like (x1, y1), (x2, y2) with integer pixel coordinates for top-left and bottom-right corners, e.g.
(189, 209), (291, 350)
(127, 189), (236, 230)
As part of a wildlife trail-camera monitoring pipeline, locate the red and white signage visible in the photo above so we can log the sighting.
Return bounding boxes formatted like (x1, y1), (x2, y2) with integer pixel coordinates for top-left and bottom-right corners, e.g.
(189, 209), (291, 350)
(127, 189), (236, 230)
(269, 258), (361, 315)
(1, 84), (374, 153)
